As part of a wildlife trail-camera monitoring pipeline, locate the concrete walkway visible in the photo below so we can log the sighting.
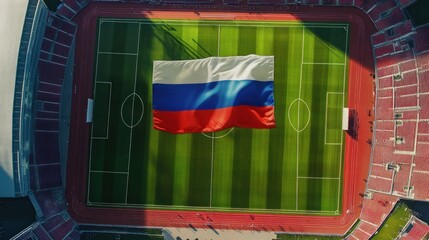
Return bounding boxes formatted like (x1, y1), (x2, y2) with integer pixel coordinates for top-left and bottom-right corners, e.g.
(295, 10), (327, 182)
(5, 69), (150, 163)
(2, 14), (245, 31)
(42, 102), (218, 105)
(163, 227), (277, 240)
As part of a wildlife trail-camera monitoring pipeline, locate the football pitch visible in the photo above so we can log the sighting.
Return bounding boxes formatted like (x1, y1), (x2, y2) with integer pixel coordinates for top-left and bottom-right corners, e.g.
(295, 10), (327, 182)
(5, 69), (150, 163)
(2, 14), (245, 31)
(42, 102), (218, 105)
(87, 18), (349, 215)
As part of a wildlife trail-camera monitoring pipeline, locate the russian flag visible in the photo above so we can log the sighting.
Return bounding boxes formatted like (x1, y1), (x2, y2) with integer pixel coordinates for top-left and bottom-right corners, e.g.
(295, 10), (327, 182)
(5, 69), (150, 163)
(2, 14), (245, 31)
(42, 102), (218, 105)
(152, 55), (275, 134)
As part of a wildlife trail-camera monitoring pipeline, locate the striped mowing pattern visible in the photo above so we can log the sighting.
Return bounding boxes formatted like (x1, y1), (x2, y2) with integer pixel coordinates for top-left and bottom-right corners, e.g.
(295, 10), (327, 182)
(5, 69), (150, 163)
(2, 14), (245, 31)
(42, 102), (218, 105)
(87, 18), (349, 214)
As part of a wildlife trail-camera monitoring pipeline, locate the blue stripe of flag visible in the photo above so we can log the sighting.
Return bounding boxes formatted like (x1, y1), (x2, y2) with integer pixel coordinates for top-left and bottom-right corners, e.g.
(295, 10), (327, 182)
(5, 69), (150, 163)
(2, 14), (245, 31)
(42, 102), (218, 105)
(153, 80), (274, 111)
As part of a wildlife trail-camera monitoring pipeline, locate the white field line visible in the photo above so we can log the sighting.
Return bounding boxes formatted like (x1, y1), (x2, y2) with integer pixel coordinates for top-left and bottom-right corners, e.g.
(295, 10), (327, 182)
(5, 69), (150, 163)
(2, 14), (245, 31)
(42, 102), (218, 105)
(87, 201), (339, 214)
(210, 133), (215, 208)
(302, 62), (345, 65)
(296, 26), (305, 210)
(297, 176), (340, 180)
(337, 26), (349, 212)
(209, 25), (221, 208)
(98, 51), (138, 55)
(100, 18), (348, 29)
(90, 170), (128, 174)
(87, 20), (103, 204)
(125, 24), (141, 204)
(217, 24), (221, 57)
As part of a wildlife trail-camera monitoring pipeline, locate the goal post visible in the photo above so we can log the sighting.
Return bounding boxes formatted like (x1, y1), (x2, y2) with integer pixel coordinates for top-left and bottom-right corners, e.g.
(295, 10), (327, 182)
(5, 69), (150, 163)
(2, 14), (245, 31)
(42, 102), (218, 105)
(342, 108), (349, 131)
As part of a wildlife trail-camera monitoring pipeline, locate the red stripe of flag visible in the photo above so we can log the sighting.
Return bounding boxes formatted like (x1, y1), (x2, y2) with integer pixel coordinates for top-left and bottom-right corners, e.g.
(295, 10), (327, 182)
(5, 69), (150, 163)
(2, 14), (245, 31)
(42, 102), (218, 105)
(153, 106), (275, 134)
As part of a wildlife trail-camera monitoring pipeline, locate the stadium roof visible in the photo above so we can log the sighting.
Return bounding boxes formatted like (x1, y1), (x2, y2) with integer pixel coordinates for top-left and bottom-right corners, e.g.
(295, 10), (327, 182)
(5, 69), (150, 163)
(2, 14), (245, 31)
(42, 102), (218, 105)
(0, 0), (28, 197)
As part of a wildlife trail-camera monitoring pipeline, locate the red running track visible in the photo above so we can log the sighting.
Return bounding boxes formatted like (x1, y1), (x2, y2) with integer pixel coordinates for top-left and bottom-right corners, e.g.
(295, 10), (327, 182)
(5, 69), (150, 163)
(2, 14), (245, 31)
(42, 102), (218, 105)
(66, 2), (376, 235)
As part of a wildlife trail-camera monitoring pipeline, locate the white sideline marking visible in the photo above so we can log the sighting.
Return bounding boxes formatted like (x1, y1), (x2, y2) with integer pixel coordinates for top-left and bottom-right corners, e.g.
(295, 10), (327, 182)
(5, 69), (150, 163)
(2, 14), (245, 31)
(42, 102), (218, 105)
(98, 51), (138, 56)
(210, 25), (221, 207)
(87, 22), (104, 204)
(297, 176), (340, 180)
(210, 132), (215, 208)
(87, 201), (339, 214)
(90, 170), (128, 174)
(302, 62), (345, 65)
(295, 26), (305, 210)
(101, 18), (348, 29)
(337, 26), (349, 211)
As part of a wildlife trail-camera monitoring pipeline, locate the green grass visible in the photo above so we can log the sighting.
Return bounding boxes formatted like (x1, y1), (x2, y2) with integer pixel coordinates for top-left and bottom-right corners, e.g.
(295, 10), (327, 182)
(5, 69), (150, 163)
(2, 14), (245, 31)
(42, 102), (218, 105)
(87, 18), (349, 215)
(371, 203), (412, 240)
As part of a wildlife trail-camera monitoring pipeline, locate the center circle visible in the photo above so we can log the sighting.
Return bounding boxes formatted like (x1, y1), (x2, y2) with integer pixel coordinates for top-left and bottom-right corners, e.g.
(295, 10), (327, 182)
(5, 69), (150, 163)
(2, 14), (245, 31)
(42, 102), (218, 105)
(121, 93), (144, 128)
(288, 98), (311, 132)
(202, 127), (235, 139)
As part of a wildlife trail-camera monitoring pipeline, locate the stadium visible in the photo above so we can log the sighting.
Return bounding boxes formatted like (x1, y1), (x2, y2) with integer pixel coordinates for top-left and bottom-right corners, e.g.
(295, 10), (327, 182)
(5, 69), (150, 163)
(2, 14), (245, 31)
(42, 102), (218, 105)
(0, 0), (428, 239)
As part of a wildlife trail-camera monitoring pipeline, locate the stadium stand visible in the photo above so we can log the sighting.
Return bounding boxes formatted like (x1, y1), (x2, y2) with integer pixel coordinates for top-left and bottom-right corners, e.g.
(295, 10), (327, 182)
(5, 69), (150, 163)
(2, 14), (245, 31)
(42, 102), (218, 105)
(415, 26), (429, 53)
(353, 0), (429, 237)
(349, 193), (399, 239)
(283, 0), (297, 4)
(150, 0), (215, 4)
(400, 216), (429, 240)
(222, 0), (240, 4)
(320, 0), (334, 5)
(12, 0), (47, 198)
(7, 0), (429, 239)
(398, 0), (415, 8)
(33, 14), (76, 192)
(248, 0), (284, 5)
(11, 2), (80, 238)
(305, 0), (320, 5)
(337, 0), (354, 6)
